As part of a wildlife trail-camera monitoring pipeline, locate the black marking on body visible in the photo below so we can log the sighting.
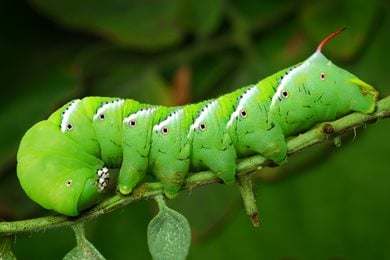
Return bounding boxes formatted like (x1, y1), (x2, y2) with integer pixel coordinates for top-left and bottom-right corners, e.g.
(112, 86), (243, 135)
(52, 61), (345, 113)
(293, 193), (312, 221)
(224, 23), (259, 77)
(157, 149), (167, 154)
(110, 140), (121, 148)
(277, 67), (296, 87)
(302, 83), (311, 96)
(62, 100), (77, 115)
(200, 145), (211, 150)
(284, 112), (291, 124)
(178, 156), (190, 161)
(315, 93), (325, 103)
(266, 123), (275, 131)
(276, 105), (282, 117)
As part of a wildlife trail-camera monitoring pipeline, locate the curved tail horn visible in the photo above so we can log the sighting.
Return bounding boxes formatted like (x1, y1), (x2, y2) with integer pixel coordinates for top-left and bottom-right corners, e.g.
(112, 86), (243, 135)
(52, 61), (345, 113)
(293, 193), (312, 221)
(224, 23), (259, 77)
(316, 28), (346, 52)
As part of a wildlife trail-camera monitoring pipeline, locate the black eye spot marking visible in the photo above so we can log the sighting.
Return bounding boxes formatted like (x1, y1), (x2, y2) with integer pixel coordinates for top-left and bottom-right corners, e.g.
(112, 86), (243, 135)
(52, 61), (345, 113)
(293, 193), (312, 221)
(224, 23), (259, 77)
(320, 72), (326, 80)
(240, 109), (248, 118)
(281, 90), (289, 99)
(129, 119), (136, 128)
(161, 126), (169, 135)
(199, 122), (207, 131)
(66, 123), (73, 131)
(99, 113), (105, 120)
(66, 179), (73, 187)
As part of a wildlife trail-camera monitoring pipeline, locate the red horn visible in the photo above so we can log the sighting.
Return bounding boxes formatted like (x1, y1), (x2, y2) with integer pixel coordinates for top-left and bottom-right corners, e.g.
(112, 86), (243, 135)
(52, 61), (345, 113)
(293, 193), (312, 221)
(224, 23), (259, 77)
(316, 28), (346, 52)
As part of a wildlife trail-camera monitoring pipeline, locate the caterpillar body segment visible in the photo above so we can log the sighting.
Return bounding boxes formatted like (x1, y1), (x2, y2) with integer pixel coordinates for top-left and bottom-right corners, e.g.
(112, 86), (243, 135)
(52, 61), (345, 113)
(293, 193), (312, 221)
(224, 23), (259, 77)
(17, 119), (105, 216)
(119, 106), (157, 195)
(16, 30), (378, 216)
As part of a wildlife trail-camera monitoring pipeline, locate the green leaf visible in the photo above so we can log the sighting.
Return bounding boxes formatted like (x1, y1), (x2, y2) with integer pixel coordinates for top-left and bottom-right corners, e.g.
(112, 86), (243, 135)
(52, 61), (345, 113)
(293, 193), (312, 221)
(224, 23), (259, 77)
(147, 196), (191, 260)
(64, 224), (105, 260)
(0, 235), (17, 260)
(30, 0), (184, 51)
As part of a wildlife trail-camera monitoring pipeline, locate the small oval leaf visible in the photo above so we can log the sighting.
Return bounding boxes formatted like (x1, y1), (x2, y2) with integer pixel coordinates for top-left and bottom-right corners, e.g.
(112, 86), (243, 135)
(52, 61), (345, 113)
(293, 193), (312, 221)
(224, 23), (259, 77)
(64, 224), (105, 260)
(147, 205), (191, 260)
(63, 239), (105, 260)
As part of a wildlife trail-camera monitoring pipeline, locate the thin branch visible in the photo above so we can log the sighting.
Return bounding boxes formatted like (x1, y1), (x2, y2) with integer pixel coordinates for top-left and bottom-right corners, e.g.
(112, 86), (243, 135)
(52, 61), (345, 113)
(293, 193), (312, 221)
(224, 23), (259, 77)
(1, 95), (389, 235)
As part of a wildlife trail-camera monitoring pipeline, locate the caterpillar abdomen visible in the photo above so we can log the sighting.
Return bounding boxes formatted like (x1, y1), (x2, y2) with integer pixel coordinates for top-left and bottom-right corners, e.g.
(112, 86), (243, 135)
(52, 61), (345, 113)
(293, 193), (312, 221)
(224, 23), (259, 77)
(17, 29), (379, 216)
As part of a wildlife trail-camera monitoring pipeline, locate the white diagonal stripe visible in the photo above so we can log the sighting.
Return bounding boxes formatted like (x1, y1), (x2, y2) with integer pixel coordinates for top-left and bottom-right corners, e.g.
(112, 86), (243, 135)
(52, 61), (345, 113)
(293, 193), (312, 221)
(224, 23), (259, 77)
(226, 86), (258, 129)
(93, 99), (125, 121)
(153, 108), (184, 132)
(60, 99), (81, 132)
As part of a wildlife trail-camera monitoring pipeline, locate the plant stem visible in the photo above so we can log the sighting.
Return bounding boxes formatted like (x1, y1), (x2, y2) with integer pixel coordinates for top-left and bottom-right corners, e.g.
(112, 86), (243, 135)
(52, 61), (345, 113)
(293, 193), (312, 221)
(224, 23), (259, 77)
(154, 195), (167, 210)
(237, 174), (259, 227)
(0, 95), (389, 235)
(72, 223), (86, 246)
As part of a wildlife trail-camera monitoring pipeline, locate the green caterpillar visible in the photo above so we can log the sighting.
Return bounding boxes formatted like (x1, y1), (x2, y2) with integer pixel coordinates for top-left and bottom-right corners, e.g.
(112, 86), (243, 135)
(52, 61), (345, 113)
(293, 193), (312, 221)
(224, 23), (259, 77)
(17, 29), (378, 216)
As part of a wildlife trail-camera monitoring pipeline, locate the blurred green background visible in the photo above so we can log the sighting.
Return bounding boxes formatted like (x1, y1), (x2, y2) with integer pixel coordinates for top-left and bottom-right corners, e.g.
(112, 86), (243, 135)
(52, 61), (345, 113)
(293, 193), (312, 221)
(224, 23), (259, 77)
(0, 0), (389, 259)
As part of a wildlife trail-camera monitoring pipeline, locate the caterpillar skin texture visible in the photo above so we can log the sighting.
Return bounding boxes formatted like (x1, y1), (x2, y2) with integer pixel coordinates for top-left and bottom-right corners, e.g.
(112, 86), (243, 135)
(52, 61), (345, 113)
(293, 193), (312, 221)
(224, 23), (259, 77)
(17, 31), (378, 216)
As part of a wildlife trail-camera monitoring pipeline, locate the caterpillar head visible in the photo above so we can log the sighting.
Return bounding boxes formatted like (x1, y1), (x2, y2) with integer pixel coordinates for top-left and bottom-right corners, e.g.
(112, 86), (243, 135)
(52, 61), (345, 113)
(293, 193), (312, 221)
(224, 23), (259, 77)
(17, 120), (108, 216)
(270, 29), (378, 135)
